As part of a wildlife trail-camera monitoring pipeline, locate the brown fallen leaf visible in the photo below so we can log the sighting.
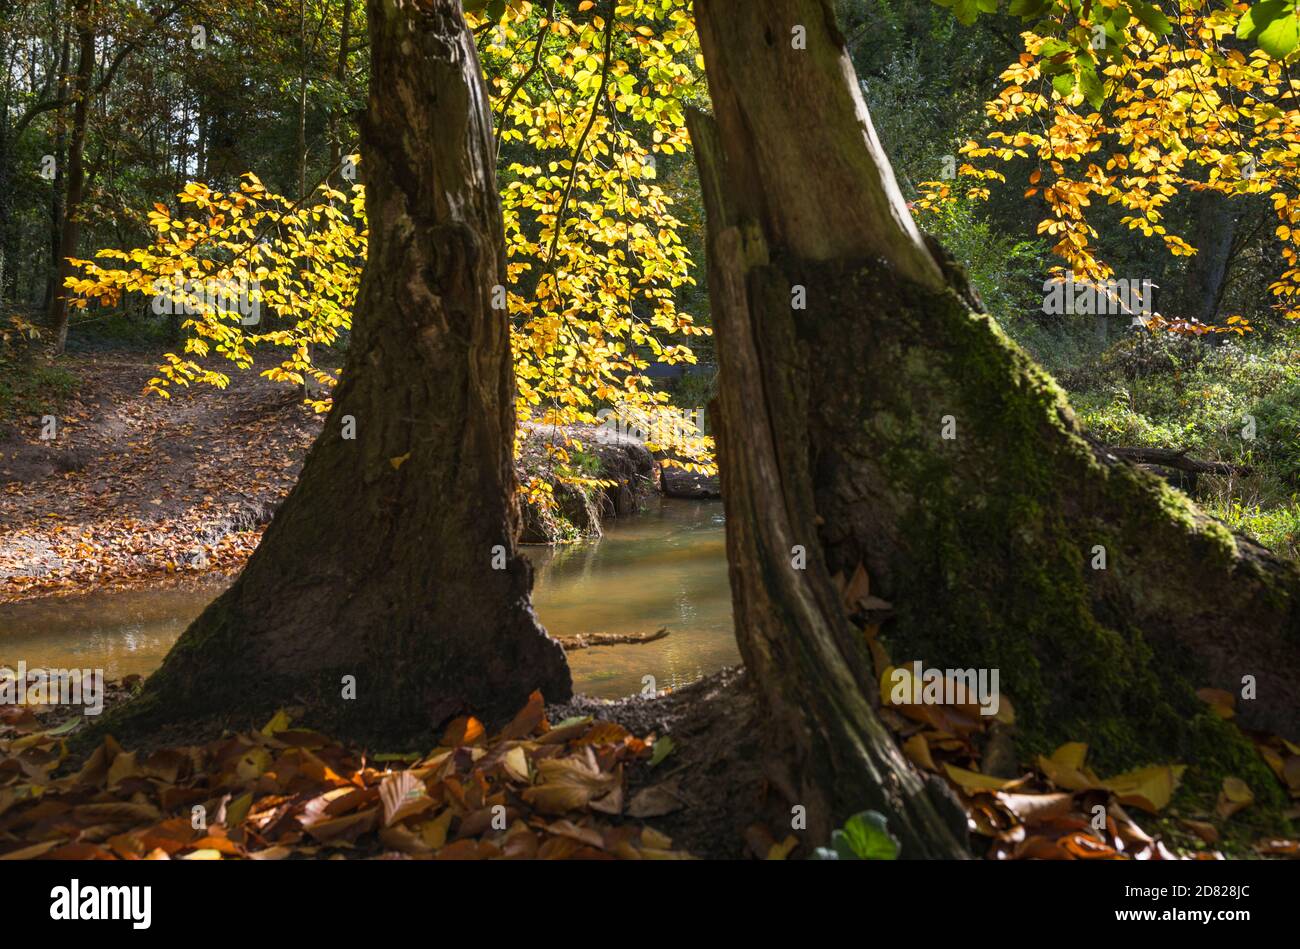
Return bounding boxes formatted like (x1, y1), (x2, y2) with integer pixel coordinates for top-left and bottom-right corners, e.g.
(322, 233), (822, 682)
(1196, 687), (1236, 719)
(628, 780), (686, 818)
(993, 791), (1073, 826)
(521, 753), (617, 815)
(379, 771), (433, 827)
(1179, 818), (1219, 845)
(302, 807), (379, 842)
(1215, 777), (1254, 822)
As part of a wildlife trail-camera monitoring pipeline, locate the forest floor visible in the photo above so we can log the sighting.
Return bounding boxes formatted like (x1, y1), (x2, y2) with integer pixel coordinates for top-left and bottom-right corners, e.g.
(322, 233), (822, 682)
(0, 353), (319, 603)
(0, 351), (708, 601)
(3, 662), (1297, 860)
(1, 348), (1297, 860)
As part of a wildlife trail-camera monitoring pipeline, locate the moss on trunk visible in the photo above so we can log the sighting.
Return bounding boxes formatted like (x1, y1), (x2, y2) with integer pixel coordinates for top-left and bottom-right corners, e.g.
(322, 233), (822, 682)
(796, 256), (1293, 801)
(691, 0), (1298, 853)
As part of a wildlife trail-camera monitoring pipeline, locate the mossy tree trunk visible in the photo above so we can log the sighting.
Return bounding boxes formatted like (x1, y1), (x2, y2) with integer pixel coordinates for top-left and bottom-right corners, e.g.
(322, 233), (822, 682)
(691, 0), (1300, 851)
(107, 0), (571, 743)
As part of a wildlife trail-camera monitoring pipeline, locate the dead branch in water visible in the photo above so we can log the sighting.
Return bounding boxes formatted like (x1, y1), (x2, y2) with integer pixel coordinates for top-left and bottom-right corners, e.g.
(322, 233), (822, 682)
(560, 628), (670, 651)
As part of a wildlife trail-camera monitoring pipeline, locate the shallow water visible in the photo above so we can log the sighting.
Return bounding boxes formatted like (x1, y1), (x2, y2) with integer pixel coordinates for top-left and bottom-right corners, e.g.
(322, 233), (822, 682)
(0, 499), (736, 699)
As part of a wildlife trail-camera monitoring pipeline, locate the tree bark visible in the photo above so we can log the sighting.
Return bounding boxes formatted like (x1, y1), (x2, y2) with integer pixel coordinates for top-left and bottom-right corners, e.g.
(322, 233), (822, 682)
(43, 22), (71, 313)
(102, 0), (571, 743)
(328, 0), (354, 179)
(0, 0), (15, 303)
(46, 0), (93, 354)
(691, 0), (1299, 852)
(1181, 189), (1239, 325)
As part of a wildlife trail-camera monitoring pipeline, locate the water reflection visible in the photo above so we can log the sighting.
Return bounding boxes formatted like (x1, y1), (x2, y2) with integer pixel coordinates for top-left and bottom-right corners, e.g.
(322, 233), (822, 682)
(0, 499), (737, 699)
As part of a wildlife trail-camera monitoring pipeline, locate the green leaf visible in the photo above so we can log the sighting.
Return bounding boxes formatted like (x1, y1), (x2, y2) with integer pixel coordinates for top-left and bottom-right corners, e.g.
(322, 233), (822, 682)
(1128, 0), (1172, 36)
(1052, 71), (1077, 97)
(1259, 13), (1300, 56)
(831, 810), (901, 860)
(649, 735), (676, 767)
(487, 0), (507, 21)
(1009, 0), (1050, 16)
(952, 0), (982, 25)
(1239, 1), (1300, 58)
(1238, 0), (1289, 40)
(40, 717), (82, 737)
(1039, 38), (1075, 61)
(1078, 61), (1105, 108)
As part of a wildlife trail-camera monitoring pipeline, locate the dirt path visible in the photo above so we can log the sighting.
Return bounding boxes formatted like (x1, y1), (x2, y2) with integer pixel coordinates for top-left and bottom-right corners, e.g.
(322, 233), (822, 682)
(0, 354), (320, 602)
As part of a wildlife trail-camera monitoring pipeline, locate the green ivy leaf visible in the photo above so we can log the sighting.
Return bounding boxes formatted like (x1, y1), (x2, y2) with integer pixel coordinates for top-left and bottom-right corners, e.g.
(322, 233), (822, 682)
(831, 810), (901, 860)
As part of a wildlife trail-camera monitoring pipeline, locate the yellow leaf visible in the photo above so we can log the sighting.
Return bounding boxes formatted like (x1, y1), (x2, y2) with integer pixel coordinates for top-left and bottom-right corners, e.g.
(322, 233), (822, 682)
(502, 745), (530, 783)
(767, 835), (799, 860)
(903, 734), (937, 772)
(943, 763), (1021, 792)
(260, 709), (293, 735)
(1101, 764), (1185, 814)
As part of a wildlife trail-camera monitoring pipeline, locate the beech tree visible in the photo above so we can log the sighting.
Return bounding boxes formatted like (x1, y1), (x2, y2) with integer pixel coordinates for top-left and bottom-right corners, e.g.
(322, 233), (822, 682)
(689, 0), (1300, 855)
(104, 0), (571, 740)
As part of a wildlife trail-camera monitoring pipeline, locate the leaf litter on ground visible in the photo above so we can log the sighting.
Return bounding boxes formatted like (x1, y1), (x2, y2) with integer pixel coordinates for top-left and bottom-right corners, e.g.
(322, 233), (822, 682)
(0, 689), (692, 860)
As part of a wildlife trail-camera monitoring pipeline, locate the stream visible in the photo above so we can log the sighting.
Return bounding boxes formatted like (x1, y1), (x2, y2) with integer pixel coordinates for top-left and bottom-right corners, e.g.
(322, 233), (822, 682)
(0, 498), (737, 699)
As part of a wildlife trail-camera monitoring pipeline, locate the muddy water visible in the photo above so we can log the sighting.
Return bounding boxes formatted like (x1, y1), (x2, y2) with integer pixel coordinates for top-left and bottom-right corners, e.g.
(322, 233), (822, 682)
(0, 499), (736, 699)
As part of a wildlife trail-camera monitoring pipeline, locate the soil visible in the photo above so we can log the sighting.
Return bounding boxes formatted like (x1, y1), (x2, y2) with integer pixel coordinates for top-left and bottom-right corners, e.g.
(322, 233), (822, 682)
(0, 353), (320, 602)
(548, 666), (769, 859)
(1, 354), (691, 601)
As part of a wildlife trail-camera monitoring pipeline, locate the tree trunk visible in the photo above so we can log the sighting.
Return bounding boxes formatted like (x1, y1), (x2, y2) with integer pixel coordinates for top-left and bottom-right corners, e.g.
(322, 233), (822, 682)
(691, 0), (1299, 852)
(43, 23), (71, 313)
(328, 0), (354, 179)
(296, 0), (309, 201)
(102, 0), (571, 744)
(46, 0), (93, 354)
(1181, 189), (1239, 325)
(0, 0), (15, 303)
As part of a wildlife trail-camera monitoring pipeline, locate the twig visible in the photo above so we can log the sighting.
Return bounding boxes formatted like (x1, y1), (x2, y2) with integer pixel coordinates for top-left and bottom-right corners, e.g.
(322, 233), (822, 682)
(560, 627), (669, 651)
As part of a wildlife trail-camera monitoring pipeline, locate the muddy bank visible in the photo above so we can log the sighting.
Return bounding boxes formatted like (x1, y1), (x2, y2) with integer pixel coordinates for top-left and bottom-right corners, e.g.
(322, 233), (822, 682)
(0, 355), (318, 602)
(0, 354), (717, 600)
(517, 422), (720, 543)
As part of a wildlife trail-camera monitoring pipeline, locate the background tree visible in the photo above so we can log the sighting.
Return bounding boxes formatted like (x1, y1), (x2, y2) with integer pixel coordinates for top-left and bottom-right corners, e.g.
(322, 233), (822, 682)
(101, 0), (571, 741)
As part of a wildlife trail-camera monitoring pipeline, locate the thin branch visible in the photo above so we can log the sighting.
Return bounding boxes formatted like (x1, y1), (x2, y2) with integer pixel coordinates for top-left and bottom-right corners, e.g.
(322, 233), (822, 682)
(494, 0), (555, 159)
